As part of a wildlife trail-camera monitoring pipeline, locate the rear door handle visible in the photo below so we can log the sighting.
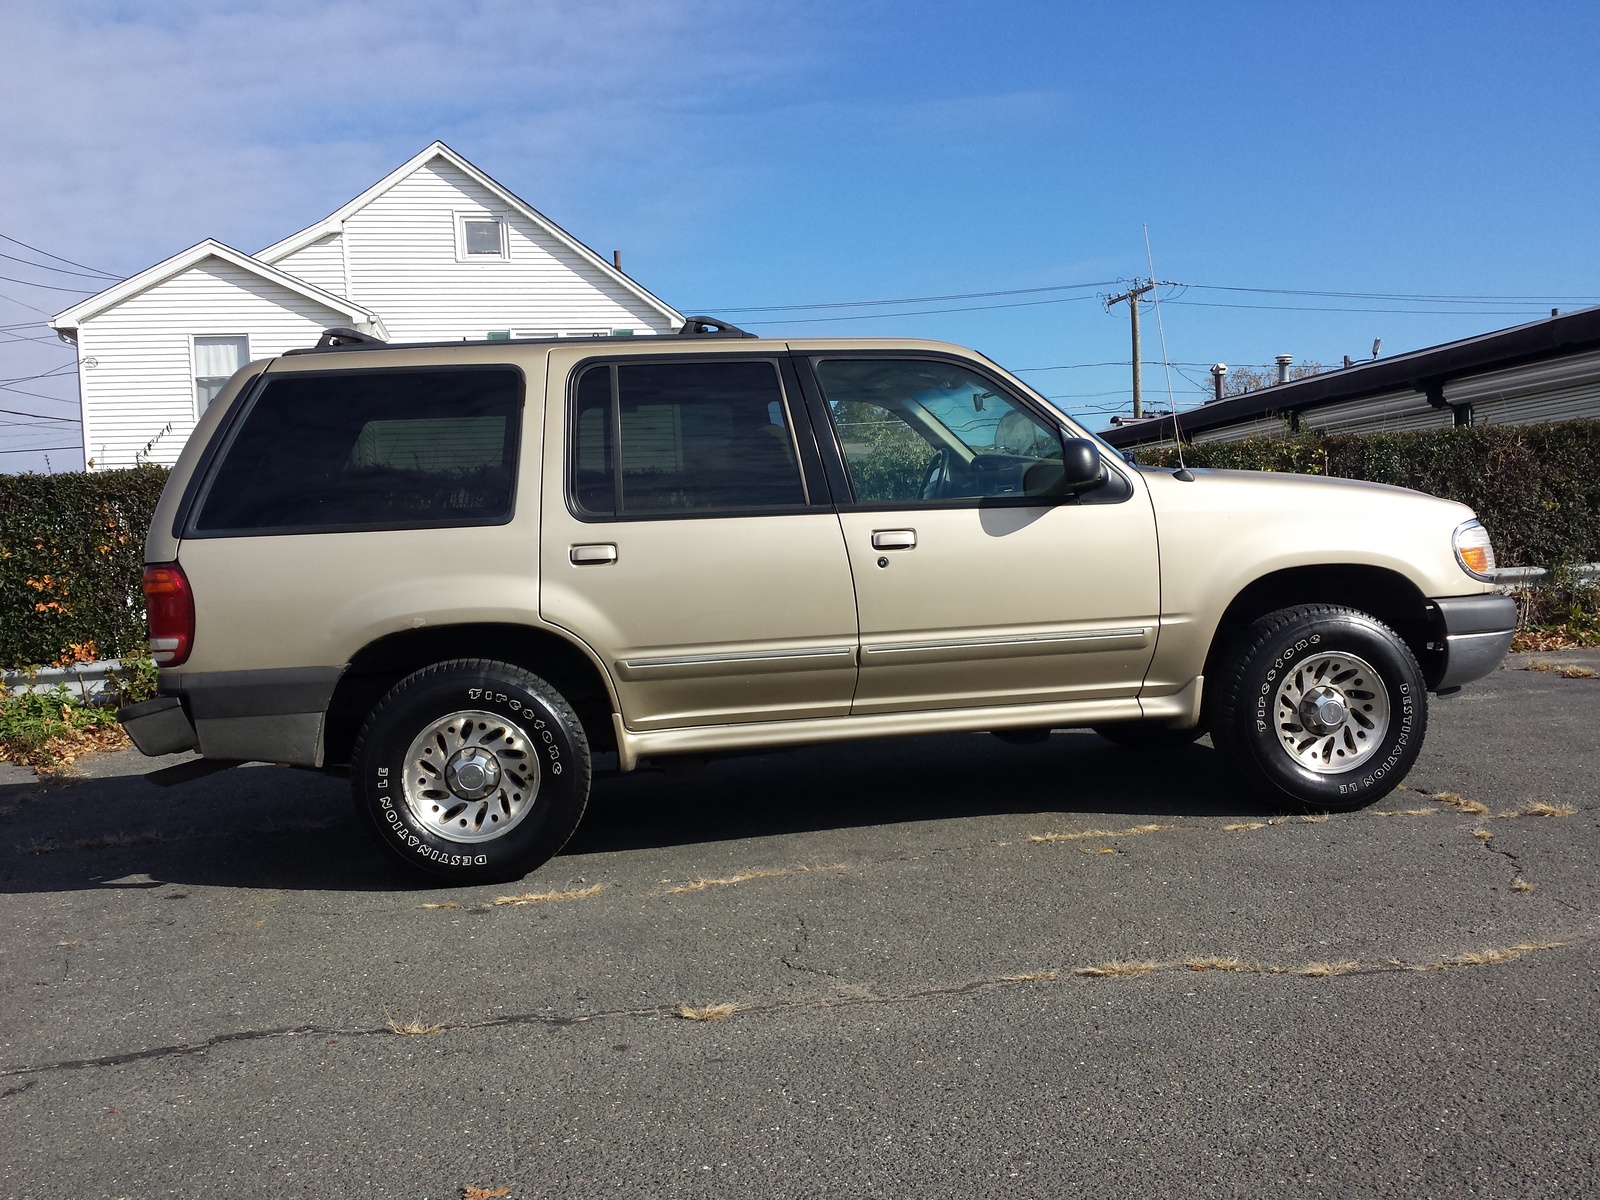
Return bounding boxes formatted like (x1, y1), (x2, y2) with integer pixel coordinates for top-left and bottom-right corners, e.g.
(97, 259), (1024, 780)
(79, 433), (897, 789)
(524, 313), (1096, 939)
(570, 543), (618, 565)
(871, 529), (917, 550)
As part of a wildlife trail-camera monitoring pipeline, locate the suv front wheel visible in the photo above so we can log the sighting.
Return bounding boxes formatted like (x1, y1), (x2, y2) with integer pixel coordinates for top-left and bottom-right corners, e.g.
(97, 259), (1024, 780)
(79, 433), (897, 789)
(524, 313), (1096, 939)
(1211, 604), (1427, 811)
(351, 659), (591, 883)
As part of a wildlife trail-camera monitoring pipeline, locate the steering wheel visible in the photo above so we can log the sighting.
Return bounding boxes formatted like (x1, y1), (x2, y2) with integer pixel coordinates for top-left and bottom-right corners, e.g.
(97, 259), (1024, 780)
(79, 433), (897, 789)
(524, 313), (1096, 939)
(919, 447), (952, 500)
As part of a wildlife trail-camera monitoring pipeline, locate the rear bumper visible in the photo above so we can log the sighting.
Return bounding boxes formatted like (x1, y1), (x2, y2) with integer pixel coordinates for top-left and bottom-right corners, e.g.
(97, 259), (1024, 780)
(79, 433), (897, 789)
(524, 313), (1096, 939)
(118, 696), (200, 756)
(120, 666), (342, 765)
(1432, 594), (1517, 690)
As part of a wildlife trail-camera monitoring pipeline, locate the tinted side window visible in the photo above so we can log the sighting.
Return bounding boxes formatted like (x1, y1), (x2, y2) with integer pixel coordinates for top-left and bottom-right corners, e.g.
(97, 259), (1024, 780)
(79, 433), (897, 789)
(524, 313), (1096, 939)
(193, 368), (521, 532)
(571, 360), (806, 516)
(815, 359), (1062, 504)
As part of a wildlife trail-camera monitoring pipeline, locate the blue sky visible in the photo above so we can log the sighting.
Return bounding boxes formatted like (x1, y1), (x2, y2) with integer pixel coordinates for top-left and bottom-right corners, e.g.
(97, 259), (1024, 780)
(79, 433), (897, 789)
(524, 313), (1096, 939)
(3, 0), (1598, 470)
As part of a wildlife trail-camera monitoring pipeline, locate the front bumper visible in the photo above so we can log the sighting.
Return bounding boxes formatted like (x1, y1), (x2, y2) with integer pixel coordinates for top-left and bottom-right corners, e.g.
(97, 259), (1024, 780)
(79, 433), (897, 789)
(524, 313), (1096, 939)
(1432, 594), (1518, 690)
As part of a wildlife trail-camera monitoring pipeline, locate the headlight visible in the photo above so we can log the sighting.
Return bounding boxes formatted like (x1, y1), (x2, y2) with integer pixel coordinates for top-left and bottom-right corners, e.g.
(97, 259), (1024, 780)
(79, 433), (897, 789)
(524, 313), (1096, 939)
(1453, 519), (1496, 580)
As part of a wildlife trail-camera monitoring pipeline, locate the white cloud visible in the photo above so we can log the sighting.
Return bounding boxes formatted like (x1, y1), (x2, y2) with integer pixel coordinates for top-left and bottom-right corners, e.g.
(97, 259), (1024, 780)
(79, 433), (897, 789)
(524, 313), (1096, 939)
(0, 0), (813, 275)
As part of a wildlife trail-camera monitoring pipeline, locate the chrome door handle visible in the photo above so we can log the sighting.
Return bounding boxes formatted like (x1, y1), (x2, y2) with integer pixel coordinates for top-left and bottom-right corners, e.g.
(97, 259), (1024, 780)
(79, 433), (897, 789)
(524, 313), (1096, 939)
(871, 529), (917, 550)
(570, 543), (618, 565)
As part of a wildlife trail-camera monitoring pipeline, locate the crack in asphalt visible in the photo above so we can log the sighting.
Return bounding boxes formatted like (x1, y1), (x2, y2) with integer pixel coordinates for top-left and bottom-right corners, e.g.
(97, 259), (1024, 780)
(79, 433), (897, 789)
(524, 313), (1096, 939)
(4, 930), (1595, 1084)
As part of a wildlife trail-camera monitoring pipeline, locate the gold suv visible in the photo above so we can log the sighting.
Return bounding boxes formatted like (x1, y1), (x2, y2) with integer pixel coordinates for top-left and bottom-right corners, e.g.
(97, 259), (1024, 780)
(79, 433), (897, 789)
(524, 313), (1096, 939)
(119, 321), (1516, 881)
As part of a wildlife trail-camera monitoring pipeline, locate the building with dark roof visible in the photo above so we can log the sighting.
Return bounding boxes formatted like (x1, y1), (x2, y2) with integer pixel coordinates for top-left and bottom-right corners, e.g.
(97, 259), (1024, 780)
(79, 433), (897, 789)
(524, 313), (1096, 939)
(1099, 305), (1600, 450)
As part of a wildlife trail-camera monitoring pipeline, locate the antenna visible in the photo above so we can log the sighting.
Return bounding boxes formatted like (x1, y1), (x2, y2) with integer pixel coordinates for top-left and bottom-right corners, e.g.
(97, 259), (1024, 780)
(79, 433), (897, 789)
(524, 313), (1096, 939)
(1143, 226), (1193, 482)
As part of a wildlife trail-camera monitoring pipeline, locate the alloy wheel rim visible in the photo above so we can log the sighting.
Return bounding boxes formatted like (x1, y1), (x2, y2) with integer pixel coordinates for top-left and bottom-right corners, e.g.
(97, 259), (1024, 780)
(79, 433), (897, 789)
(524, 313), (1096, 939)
(401, 709), (541, 842)
(1272, 650), (1390, 774)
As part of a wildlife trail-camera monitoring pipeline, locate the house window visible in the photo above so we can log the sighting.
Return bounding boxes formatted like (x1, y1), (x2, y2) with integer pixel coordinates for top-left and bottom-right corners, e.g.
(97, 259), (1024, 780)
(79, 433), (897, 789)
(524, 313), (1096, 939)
(456, 214), (508, 261)
(194, 335), (249, 413)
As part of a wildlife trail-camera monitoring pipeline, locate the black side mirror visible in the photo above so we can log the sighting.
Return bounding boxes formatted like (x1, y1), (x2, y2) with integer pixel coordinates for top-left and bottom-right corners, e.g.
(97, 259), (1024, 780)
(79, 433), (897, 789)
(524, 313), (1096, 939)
(1059, 438), (1103, 489)
(1023, 436), (1104, 497)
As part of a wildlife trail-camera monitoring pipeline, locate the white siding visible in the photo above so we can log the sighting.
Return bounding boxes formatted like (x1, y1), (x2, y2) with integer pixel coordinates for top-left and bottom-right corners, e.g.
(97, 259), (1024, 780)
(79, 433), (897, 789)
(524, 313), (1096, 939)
(77, 259), (349, 469)
(1300, 390), (1452, 435)
(339, 160), (671, 341)
(1191, 415), (1294, 444)
(273, 231), (347, 296)
(1444, 347), (1600, 425)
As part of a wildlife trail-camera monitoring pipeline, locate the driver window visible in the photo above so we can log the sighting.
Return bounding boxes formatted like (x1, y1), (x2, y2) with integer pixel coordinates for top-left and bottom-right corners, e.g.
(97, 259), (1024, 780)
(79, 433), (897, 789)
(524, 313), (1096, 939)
(815, 359), (1062, 504)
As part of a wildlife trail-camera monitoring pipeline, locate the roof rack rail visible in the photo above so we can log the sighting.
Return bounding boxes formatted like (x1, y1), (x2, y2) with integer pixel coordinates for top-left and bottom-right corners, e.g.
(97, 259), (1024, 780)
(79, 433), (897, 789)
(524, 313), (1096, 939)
(315, 326), (387, 348)
(677, 315), (756, 339)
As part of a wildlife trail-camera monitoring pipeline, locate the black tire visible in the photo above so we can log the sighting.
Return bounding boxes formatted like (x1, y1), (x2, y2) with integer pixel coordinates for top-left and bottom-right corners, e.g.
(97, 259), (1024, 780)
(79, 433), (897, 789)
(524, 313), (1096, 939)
(1092, 722), (1207, 750)
(351, 659), (591, 884)
(1211, 604), (1427, 811)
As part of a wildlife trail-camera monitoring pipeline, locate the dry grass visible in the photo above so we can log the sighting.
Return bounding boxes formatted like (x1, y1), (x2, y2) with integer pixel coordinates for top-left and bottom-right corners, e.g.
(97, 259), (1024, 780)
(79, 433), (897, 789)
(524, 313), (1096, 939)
(1075, 959), (1164, 978)
(491, 883), (607, 907)
(676, 1002), (737, 1021)
(1372, 807), (1439, 818)
(1184, 956), (1252, 973)
(20, 831), (165, 854)
(387, 1015), (446, 1036)
(1494, 802), (1577, 819)
(1511, 878), (1537, 892)
(1428, 792), (1491, 815)
(462, 1188), (510, 1200)
(1293, 960), (1360, 978)
(419, 902), (460, 910)
(1083, 846), (1119, 855)
(1030, 823), (1172, 843)
(3, 722), (131, 773)
(1431, 943), (1561, 969)
(1224, 822), (1266, 832)
(1472, 828), (1495, 842)
(665, 863), (846, 894)
(1299, 814), (1332, 824)
(1525, 660), (1599, 679)
(1004, 970), (1060, 983)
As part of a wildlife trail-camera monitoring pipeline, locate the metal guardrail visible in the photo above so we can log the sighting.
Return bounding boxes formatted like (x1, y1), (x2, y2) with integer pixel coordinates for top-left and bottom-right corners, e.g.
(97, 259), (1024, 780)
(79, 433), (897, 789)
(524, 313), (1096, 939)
(1492, 563), (1600, 591)
(3, 659), (125, 700)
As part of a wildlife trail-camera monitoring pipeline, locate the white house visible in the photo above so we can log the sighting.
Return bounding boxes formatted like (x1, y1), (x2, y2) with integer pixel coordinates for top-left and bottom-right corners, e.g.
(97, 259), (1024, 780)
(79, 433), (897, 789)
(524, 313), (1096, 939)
(50, 142), (684, 470)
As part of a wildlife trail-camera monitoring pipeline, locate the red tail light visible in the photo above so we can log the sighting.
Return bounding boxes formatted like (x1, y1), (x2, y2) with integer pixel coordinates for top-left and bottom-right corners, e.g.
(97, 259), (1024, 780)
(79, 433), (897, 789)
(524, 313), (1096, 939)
(142, 563), (195, 666)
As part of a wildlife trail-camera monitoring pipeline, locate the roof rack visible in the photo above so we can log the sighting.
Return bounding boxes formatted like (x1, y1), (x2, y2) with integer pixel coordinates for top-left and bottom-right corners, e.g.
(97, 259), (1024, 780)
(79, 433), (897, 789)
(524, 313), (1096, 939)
(677, 315), (756, 338)
(315, 326), (387, 348)
(289, 317), (762, 355)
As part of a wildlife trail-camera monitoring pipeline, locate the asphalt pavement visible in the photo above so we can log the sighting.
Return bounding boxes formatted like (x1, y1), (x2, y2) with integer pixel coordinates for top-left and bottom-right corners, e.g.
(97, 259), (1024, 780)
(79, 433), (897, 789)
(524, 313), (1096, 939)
(2, 652), (1597, 1199)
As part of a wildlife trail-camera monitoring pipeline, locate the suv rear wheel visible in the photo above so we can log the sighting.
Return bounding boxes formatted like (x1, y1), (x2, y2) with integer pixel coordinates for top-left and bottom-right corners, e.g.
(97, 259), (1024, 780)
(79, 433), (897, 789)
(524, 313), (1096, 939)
(1211, 604), (1427, 811)
(351, 659), (591, 883)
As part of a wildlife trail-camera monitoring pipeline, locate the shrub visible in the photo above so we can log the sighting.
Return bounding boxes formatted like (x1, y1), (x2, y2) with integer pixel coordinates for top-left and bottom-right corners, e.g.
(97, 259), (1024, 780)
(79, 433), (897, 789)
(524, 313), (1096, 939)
(1140, 420), (1600, 568)
(0, 466), (169, 670)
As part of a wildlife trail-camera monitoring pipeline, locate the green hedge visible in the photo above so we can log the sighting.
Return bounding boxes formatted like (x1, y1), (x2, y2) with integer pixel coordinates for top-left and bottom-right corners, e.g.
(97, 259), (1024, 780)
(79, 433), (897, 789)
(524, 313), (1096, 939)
(0, 467), (170, 670)
(1140, 419), (1600, 568)
(2, 421), (1597, 669)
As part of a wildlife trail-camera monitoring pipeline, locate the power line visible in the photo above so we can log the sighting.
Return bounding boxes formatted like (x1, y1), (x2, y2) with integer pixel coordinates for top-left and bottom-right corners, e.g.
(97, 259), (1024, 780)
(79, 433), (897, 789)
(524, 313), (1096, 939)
(744, 293), (1105, 325)
(693, 279), (1118, 314)
(0, 251), (120, 282)
(0, 405), (75, 422)
(0, 443), (81, 455)
(1174, 282), (1600, 305)
(0, 273), (97, 294)
(0, 232), (118, 278)
(1165, 299), (1554, 317)
(2, 385), (78, 404)
(0, 289), (52, 315)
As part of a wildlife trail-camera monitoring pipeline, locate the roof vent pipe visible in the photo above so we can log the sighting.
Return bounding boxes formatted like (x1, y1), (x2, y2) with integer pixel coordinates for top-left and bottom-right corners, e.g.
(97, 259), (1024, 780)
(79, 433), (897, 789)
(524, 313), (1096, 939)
(1275, 354), (1293, 385)
(1210, 363), (1227, 402)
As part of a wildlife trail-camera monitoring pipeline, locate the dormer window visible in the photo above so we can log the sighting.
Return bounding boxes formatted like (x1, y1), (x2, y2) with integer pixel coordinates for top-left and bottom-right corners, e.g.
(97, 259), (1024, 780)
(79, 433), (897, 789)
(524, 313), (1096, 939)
(456, 213), (508, 261)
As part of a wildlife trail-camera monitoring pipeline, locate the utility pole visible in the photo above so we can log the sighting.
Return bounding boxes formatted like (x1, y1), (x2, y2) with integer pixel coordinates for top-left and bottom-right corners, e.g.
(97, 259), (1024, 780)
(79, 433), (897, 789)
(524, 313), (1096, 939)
(1104, 279), (1175, 419)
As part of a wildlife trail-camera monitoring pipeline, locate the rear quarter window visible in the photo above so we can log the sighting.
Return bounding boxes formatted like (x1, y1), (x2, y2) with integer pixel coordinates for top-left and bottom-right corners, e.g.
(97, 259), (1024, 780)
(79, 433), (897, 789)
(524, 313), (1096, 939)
(190, 367), (522, 534)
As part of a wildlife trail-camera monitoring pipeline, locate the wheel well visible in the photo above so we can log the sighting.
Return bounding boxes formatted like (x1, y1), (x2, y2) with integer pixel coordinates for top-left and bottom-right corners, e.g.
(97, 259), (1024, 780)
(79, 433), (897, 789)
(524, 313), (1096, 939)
(321, 624), (618, 768)
(1202, 565), (1443, 692)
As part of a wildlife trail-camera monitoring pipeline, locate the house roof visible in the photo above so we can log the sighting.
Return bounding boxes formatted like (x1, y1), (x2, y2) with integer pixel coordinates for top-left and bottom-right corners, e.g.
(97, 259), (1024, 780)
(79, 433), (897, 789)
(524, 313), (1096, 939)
(1100, 303), (1600, 447)
(49, 239), (377, 332)
(256, 141), (684, 328)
